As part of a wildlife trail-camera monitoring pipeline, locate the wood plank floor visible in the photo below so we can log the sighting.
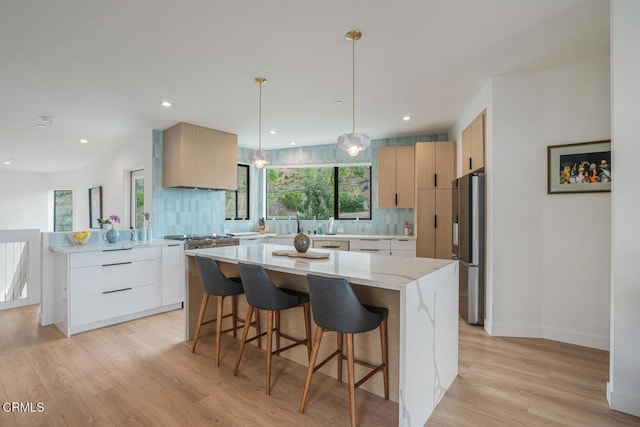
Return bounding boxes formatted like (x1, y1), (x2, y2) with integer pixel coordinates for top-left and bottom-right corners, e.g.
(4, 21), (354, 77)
(0, 305), (638, 426)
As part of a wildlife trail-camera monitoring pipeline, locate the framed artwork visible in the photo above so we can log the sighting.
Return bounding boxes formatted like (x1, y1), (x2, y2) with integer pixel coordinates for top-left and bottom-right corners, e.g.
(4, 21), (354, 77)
(547, 140), (611, 194)
(89, 186), (103, 228)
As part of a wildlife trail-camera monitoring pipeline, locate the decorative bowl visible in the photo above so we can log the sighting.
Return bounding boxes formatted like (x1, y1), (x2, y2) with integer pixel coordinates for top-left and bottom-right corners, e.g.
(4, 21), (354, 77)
(68, 231), (91, 245)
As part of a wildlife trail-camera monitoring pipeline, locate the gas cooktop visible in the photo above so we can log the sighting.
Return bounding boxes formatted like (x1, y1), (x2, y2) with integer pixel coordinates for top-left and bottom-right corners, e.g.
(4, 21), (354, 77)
(164, 234), (231, 241)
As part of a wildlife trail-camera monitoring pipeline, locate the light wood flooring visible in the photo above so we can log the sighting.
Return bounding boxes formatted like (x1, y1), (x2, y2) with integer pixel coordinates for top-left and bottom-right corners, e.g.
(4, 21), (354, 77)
(0, 305), (638, 426)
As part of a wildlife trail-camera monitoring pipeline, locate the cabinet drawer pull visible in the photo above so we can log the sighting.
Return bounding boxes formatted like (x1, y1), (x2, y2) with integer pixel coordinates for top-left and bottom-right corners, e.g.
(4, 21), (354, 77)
(102, 287), (132, 295)
(102, 261), (132, 267)
(360, 248), (380, 252)
(321, 245), (342, 248)
(168, 244), (181, 247)
(360, 239), (380, 241)
(103, 248), (132, 252)
(434, 173), (438, 188)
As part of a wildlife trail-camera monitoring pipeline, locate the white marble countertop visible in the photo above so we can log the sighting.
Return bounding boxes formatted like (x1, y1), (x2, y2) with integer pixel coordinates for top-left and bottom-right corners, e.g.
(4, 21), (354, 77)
(253, 233), (416, 241)
(49, 239), (181, 254)
(185, 243), (452, 291)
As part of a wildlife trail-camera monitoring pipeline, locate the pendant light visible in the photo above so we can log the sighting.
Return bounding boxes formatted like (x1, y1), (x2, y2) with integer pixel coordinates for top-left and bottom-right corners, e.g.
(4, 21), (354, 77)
(248, 77), (271, 168)
(337, 30), (370, 157)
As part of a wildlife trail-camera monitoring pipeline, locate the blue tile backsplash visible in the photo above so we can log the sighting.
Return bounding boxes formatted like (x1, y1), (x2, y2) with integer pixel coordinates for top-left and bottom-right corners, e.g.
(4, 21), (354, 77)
(151, 130), (448, 238)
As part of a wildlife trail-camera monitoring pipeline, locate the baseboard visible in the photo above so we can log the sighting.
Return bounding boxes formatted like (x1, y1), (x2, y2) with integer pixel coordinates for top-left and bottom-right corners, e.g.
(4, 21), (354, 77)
(542, 326), (609, 351)
(488, 323), (542, 338)
(607, 382), (640, 417)
(489, 322), (609, 350)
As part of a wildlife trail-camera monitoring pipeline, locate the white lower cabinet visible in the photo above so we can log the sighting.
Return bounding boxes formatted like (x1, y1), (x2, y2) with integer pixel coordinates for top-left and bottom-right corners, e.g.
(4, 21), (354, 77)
(56, 244), (182, 336)
(162, 243), (184, 306)
(390, 239), (417, 257)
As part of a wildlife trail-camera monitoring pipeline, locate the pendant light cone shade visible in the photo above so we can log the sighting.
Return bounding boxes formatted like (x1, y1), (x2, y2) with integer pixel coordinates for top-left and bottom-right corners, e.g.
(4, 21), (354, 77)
(337, 30), (370, 157)
(249, 77), (271, 168)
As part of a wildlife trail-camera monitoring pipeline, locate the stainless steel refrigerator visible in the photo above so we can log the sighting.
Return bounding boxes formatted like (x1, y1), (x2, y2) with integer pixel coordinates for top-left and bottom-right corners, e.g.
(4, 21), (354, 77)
(452, 169), (485, 325)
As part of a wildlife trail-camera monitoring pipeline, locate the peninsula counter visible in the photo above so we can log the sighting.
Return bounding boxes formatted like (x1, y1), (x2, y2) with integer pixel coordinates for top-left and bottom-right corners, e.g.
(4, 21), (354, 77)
(185, 243), (458, 426)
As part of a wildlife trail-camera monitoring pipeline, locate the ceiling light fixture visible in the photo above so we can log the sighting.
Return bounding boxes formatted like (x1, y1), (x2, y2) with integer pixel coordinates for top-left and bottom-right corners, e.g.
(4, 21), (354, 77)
(290, 141), (296, 146)
(80, 139), (89, 144)
(36, 115), (53, 128)
(337, 30), (370, 157)
(161, 100), (172, 107)
(269, 130), (278, 135)
(403, 115), (411, 121)
(3, 160), (12, 165)
(248, 77), (271, 169)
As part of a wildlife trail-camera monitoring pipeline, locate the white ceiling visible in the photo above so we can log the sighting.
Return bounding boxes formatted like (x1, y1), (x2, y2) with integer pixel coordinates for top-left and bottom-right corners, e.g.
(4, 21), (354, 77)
(0, 0), (609, 173)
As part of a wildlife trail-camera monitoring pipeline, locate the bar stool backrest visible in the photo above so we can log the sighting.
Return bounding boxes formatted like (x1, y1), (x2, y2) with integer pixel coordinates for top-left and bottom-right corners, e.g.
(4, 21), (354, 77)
(306, 274), (382, 334)
(238, 262), (299, 310)
(195, 256), (244, 297)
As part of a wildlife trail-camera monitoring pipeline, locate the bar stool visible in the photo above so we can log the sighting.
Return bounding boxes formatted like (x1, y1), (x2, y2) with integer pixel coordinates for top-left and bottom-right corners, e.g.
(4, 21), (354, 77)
(299, 274), (389, 427)
(192, 256), (261, 367)
(233, 262), (312, 395)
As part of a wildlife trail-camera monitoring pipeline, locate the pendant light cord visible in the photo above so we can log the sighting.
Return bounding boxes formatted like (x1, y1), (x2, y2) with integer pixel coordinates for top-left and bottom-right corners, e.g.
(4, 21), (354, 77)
(352, 35), (356, 134)
(258, 80), (262, 151)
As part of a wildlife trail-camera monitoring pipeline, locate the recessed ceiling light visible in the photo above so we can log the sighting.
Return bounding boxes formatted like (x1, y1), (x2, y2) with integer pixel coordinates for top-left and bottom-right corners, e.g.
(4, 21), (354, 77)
(290, 141), (296, 146)
(80, 139), (89, 144)
(335, 100), (343, 105)
(402, 115), (412, 121)
(3, 160), (12, 165)
(36, 123), (46, 128)
(160, 101), (172, 107)
(269, 130), (278, 135)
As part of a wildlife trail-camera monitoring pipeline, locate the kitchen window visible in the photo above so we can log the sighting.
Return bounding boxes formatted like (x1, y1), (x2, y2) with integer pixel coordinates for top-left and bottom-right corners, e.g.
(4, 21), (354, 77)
(131, 169), (144, 229)
(225, 164), (249, 220)
(53, 190), (73, 232)
(266, 165), (371, 220)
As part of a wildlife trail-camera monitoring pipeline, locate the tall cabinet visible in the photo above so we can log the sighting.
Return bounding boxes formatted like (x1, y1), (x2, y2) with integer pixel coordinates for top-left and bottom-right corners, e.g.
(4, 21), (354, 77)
(415, 141), (456, 259)
(378, 146), (415, 208)
(461, 112), (485, 175)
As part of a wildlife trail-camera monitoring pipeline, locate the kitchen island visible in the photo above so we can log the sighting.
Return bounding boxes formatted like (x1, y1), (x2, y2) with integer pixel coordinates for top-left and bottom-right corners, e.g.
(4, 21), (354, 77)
(185, 243), (458, 426)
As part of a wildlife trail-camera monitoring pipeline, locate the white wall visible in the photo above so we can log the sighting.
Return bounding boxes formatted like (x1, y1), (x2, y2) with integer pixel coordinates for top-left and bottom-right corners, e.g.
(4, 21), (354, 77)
(0, 131), (152, 232)
(0, 170), (52, 230)
(451, 53), (612, 350)
(608, 0), (640, 416)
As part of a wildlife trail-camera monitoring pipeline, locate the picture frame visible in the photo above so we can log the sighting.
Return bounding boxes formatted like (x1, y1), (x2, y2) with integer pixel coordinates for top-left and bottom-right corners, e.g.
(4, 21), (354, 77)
(547, 140), (611, 194)
(89, 186), (103, 228)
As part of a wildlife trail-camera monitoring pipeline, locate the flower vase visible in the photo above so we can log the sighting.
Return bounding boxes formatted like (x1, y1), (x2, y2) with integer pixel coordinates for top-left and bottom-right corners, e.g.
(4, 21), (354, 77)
(293, 232), (310, 253)
(106, 225), (119, 243)
(404, 227), (409, 236)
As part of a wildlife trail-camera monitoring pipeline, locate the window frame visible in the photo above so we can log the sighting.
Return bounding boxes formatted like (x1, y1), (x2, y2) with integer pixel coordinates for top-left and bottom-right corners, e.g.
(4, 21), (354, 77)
(265, 163), (372, 221)
(226, 164), (250, 220)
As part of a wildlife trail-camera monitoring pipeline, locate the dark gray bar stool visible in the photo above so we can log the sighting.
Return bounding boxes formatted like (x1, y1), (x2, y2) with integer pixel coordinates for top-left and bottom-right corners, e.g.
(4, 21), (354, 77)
(192, 256), (261, 367)
(300, 274), (389, 427)
(233, 262), (312, 395)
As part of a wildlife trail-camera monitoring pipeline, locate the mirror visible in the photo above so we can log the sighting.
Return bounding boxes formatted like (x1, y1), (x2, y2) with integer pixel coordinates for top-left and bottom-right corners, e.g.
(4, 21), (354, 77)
(89, 186), (103, 229)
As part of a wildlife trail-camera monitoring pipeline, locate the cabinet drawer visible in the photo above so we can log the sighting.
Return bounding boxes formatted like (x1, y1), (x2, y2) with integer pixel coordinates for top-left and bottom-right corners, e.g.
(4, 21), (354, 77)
(312, 240), (349, 251)
(70, 283), (158, 327)
(349, 239), (390, 251)
(70, 259), (158, 297)
(391, 239), (417, 250)
(70, 247), (158, 268)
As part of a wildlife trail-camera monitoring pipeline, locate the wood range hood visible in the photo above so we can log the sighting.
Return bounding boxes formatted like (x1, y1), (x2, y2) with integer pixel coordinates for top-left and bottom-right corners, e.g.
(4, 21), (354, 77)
(162, 122), (238, 190)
